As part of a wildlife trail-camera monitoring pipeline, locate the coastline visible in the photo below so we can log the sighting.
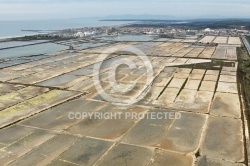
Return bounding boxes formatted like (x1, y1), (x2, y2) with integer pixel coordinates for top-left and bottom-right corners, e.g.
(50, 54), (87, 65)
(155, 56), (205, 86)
(0, 19), (134, 40)
(0, 34), (38, 41)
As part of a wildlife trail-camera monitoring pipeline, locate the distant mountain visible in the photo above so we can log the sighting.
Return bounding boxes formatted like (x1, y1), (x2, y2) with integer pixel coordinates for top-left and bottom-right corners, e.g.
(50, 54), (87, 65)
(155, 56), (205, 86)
(101, 14), (177, 20)
(99, 14), (250, 21)
(65, 14), (250, 22)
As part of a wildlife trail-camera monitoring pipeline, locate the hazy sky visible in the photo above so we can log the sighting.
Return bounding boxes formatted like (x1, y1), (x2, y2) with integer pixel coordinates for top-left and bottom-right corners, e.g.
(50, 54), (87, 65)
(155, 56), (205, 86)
(0, 0), (250, 21)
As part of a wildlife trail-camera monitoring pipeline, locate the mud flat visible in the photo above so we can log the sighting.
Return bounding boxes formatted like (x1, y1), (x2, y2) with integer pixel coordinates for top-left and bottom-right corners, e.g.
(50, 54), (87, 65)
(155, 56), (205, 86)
(228, 37), (242, 45)
(199, 36), (216, 43)
(213, 36), (228, 44)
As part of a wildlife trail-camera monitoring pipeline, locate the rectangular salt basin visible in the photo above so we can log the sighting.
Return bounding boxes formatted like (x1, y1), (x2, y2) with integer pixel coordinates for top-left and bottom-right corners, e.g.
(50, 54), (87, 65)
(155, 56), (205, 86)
(0, 43), (68, 60)
(0, 40), (48, 49)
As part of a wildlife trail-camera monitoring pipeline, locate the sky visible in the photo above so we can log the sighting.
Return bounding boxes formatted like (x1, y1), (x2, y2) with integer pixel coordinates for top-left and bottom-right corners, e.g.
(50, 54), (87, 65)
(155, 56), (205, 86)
(0, 0), (250, 21)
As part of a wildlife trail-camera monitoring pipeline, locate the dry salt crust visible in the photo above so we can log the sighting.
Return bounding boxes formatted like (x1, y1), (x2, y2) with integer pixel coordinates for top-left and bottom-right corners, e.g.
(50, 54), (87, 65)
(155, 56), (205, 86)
(199, 36), (216, 43)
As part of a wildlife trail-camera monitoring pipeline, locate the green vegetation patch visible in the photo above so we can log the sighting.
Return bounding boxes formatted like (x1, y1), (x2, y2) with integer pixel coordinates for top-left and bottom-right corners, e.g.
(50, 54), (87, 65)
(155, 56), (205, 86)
(246, 36), (250, 44)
